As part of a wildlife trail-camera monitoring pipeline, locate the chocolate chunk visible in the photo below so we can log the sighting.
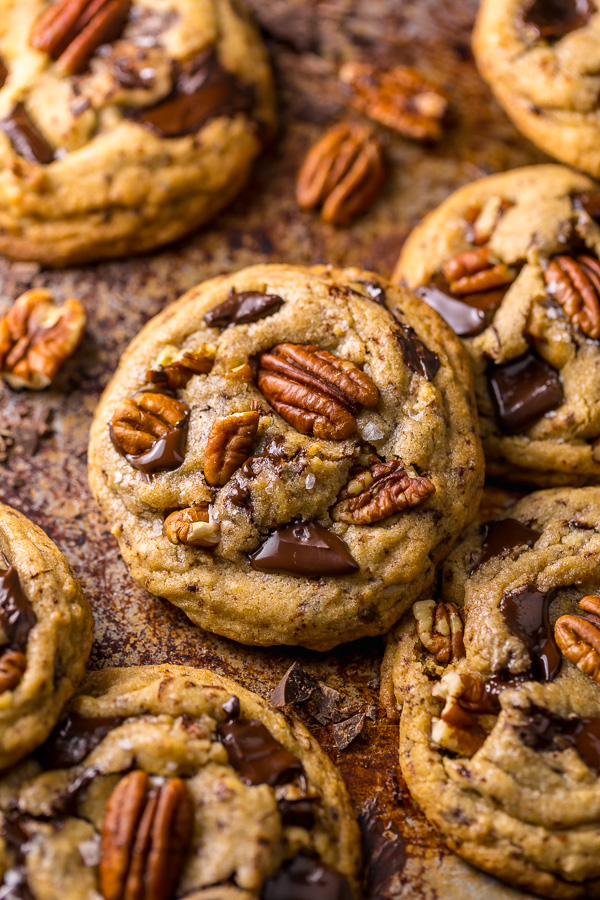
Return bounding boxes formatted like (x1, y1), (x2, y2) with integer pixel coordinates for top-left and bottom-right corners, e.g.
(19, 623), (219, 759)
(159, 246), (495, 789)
(359, 798), (406, 900)
(308, 682), (342, 725)
(391, 313), (441, 381)
(263, 854), (352, 900)
(222, 695), (241, 721)
(575, 189), (600, 222)
(0, 813), (34, 900)
(473, 518), (541, 571)
(124, 420), (188, 481)
(524, 0), (594, 41)
(500, 586), (561, 681)
(0, 566), (37, 654)
(332, 705), (376, 750)
(113, 54), (156, 90)
(219, 718), (304, 786)
(0, 103), (54, 164)
(0, 57), (7, 90)
(358, 280), (386, 305)
(271, 663), (319, 708)
(518, 703), (600, 774)
(51, 765), (100, 817)
(204, 290), (284, 329)
(416, 284), (486, 337)
(36, 713), (123, 769)
(487, 351), (563, 434)
(278, 796), (316, 829)
(250, 521), (359, 578)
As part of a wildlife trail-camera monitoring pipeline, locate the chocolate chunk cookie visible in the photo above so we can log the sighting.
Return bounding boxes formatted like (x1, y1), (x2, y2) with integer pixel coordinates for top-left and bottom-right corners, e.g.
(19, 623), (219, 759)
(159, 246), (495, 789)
(473, 0), (600, 176)
(381, 486), (600, 899)
(88, 264), (483, 650)
(0, 664), (360, 899)
(0, 0), (274, 265)
(394, 164), (600, 485)
(0, 503), (93, 769)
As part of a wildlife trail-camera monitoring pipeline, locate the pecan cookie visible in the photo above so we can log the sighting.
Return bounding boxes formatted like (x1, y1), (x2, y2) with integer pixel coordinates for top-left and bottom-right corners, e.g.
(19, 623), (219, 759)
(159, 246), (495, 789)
(0, 0), (274, 266)
(0, 503), (93, 770)
(381, 486), (600, 899)
(394, 164), (600, 485)
(87, 263), (483, 650)
(0, 664), (360, 899)
(473, 0), (600, 176)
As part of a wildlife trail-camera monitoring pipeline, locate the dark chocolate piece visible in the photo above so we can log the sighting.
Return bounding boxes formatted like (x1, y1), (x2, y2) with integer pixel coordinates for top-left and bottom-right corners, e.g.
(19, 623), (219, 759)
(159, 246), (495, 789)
(0, 566), (37, 654)
(518, 703), (600, 774)
(222, 695), (241, 721)
(416, 284), (486, 338)
(250, 521), (359, 578)
(204, 290), (284, 329)
(487, 351), (563, 434)
(332, 705), (376, 750)
(391, 313), (441, 381)
(308, 682), (342, 725)
(576, 189), (600, 222)
(0, 812), (34, 900)
(0, 103), (54, 164)
(219, 718), (303, 786)
(263, 854), (352, 900)
(36, 713), (123, 770)
(0, 57), (7, 90)
(271, 663), (319, 708)
(500, 586), (561, 681)
(51, 765), (101, 817)
(524, 0), (594, 41)
(474, 518), (541, 571)
(278, 796), (316, 829)
(124, 420), (188, 481)
(359, 798), (406, 900)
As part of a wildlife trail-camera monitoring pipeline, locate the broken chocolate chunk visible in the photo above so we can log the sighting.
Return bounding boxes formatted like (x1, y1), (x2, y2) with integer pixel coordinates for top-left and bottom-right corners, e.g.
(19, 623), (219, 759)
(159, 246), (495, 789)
(0, 103), (54, 164)
(278, 796), (316, 829)
(307, 682), (342, 725)
(271, 663), (319, 708)
(250, 521), (359, 578)
(416, 283), (486, 337)
(473, 518), (541, 572)
(500, 586), (561, 681)
(0, 57), (7, 90)
(36, 713), (123, 769)
(518, 703), (600, 774)
(524, 0), (594, 41)
(576, 189), (600, 222)
(219, 718), (304, 786)
(204, 289), (284, 329)
(391, 312), (441, 380)
(263, 854), (352, 900)
(222, 695), (241, 721)
(0, 566), (37, 654)
(359, 798), (406, 900)
(487, 351), (563, 434)
(332, 705), (376, 750)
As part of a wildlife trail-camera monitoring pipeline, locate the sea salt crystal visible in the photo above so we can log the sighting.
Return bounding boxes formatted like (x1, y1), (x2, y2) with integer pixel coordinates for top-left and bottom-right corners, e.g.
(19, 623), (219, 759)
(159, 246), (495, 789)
(361, 422), (385, 441)
(117, 738), (133, 750)
(78, 836), (101, 867)
(114, 471), (123, 484)
(305, 474), (316, 490)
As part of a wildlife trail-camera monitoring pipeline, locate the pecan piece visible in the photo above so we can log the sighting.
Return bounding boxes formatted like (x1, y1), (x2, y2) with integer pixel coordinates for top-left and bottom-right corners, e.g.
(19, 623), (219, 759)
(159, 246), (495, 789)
(339, 62), (447, 141)
(332, 459), (435, 524)
(296, 122), (386, 225)
(466, 196), (513, 246)
(100, 770), (193, 900)
(555, 595), (600, 686)
(430, 671), (490, 757)
(147, 344), (215, 390)
(31, 0), (131, 75)
(0, 289), (86, 390)
(204, 410), (260, 486)
(111, 392), (188, 456)
(442, 247), (517, 297)
(544, 254), (600, 339)
(413, 599), (465, 665)
(164, 507), (220, 547)
(0, 651), (26, 694)
(257, 343), (378, 440)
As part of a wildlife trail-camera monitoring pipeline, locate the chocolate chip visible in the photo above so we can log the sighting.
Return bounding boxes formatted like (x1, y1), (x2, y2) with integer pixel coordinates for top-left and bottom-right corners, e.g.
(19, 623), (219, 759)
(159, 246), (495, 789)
(0, 566), (37, 654)
(416, 284), (486, 337)
(271, 663), (319, 708)
(518, 703), (600, 774)
(487, 351), (563, 434)
(36, 714), (123, 770)
(0, 103), (54, 164)
(263, 854), (352, 900)
(332, 705), (376, 750)
(219, 718), (304, 786)
(473, 518), (541, 572)
(500, 586), (561, 682)
(359, 798), (406, 900)
(391, 312), (441, 380)
(204, 289), (285, 329)
(278, 796), (316, 829)
(250, 521), (359, 578)
(524, 0), (594, 41)
(222, 695), (241, 721)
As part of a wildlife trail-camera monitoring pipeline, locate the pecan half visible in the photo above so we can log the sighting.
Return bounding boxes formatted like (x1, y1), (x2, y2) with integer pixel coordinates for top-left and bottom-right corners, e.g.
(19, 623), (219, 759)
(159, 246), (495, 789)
(100, 770), (193, 900)
(164, 507), (220, 547)
(111, 392), (188, 456)
(442, 247), (517, 297)
(204, 410), (260, 486)
(0, 651), (26, 694)
(296, 122), (386, 225)
(579, 594), (600, 627)
(0, 289), (86, 390)
(147, 344), (215, 390)
(30, 0), (131, 75)
(339, 62), (447, 141)
(555, 595), (600, 685)
(257, 343), (378, 440)
(413, 599), (465, 665)
(332, 459), (434, 524)
(544, 255), (600, 339)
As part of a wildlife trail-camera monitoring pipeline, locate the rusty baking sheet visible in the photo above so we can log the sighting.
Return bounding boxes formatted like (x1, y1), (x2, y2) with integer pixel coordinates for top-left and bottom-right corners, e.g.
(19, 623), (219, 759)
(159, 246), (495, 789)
(0, 1), (552, 897)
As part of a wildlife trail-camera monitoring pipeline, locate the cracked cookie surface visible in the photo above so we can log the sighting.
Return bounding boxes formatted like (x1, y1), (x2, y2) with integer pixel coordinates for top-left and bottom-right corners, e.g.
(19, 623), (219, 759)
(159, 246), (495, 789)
(381, 486), (600, 899)
(88, 263), (483, 650)
(0, 0), (274, 265)
(473, 0), (600, 176)
(0, 503), (93, 770)
(0, 664), (360, 900)
(394, 164), (600, 486)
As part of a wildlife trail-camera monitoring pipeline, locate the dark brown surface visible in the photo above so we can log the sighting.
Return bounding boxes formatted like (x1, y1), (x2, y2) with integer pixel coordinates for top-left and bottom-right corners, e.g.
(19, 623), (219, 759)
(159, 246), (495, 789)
(0, 1), (549, 897)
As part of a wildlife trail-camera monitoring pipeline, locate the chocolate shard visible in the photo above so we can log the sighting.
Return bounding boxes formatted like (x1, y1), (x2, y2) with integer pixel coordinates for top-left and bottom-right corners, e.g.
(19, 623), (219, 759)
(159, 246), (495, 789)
(518, 703), (600, 774)
(219, 718), (304, 786)
(500, 586), (561, 682)
(204, 290), (285, 329)
(391, 312), (441, 381)
(332, 705), (376, 750)
(263, 853), (352, 900)
(524, 0), (594, 41)
(0, 566), (37, 654)
(222, 695), (241, 721)
(250, 521), (359, 578)
(487, 351), (563, 434)
(278, 796), (316, 829)
(271, 663), (319, 708)
(36, 713), (123, 769)
(308, 682), (342, 725)
(0, 103), (54, 164)
(473, 517), (541, 572)
(359, 798), (406, 900)
(416, 284), (486, 338)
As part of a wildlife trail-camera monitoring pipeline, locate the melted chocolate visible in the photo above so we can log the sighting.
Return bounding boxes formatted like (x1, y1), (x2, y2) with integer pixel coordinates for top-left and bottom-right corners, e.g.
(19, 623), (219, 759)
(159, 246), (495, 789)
(0, 103), (54, 164)
(219, 718), (303, 786)
(0, 566), (37, 654)
(134, 48), (254, 137)
(524, 0), (594, 41)
(474, 518), (541, 571)
(250, 521), (359, 578)
(391, 314), (441, 381)
(0, 813), (34, 900)
(359, 799), (406, 899)
(51, 766), (100, 817)
(519, 704), (600, 773)
(125, 421), (188, 481)
(0, 57), (7, 90)
(416, 284), (486, 338)
(204, 290), (284, 329)
(263, 854), (352, 900)
(278, 797), (316, 829)
(487, 351), (563, 434)
(577, 189), (600, 222)
(36, 713), (123, 770)
(500, 586), (561, 681)
(222, 695), (240, 721)
(229, 482), (251, 509)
